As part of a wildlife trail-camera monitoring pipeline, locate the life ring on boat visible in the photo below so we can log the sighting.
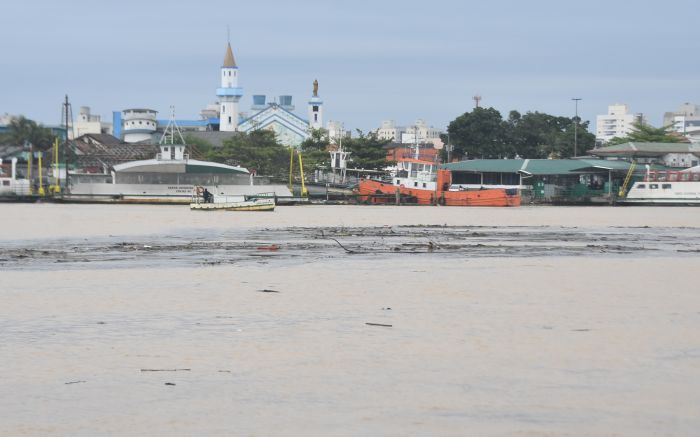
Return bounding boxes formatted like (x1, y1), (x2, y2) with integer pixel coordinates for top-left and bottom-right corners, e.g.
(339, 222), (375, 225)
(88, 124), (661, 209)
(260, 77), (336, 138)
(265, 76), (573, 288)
(196, 186), (204, 195)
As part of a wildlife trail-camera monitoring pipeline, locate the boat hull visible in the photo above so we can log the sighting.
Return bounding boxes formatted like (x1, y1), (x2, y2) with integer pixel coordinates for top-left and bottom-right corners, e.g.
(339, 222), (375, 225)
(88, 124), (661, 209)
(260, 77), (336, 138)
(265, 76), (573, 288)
(358, 179), (520, 207)
(60, 182), (292, 204)
(190, 198), (275, 211)
(621, 180), (700, 206)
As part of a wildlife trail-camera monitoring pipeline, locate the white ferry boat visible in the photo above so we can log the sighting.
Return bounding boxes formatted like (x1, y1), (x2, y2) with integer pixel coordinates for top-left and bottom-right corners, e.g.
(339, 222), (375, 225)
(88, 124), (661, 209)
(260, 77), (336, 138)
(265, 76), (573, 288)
(63, 118), (292, 203)
(622, 166), (700, 205)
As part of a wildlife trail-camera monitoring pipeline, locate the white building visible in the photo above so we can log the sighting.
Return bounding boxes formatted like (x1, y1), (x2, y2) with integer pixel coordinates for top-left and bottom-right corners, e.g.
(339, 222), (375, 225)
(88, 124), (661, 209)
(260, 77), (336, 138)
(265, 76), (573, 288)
(122, 108), (157, 143)
(376, 120), (405, 142)
(375, 119), (443, 147)
(401, 119), (443, 147)
(663, 103), (700, 143)
(595, 104), (647, 144)
(73, 106), (107, 139)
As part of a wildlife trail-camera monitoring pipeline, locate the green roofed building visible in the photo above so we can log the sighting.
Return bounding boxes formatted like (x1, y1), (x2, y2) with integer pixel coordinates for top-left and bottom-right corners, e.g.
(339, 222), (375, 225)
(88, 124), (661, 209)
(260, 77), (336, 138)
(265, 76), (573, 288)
(442, 158), (669, 204)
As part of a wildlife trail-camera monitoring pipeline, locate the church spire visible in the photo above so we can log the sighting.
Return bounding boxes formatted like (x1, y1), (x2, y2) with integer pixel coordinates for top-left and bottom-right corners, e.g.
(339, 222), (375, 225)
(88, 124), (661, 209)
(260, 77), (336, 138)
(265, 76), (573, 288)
(223, 43), (237, 68)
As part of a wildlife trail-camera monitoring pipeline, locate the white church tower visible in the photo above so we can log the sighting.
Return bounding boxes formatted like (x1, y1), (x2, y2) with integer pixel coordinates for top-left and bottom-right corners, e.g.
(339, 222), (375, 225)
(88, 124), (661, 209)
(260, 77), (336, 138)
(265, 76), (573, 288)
(217, 43), (243, 131)
(308, 79), (324, 130)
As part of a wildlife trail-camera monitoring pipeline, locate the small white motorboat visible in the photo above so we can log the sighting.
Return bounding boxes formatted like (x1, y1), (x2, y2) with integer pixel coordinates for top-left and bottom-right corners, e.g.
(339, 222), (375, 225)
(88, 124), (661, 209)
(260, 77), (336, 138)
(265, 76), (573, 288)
(190, 187), (276, 211)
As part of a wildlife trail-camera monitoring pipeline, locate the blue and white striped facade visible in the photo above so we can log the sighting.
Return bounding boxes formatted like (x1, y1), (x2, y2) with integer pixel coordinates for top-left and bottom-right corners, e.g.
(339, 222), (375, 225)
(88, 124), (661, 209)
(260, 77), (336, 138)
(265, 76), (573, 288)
(239, 103), (311, 147)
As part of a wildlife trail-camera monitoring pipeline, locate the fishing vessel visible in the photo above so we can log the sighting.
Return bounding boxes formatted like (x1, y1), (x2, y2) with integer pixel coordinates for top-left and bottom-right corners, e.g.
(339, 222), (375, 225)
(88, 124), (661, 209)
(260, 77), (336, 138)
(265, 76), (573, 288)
(622, 166), (700, 205)
(358, 158), (520, 206)
(190, 187), (275, 211)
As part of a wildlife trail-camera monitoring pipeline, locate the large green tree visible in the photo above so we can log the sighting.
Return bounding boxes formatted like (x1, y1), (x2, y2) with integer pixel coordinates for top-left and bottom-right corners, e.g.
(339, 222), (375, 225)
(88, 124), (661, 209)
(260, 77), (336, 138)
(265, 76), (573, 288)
(342, 130), (391, 170)
(446, 108), (595, 160)
(446, 107), (511, 159)
(207, 129), (289, 178)
(183, 134), (215, 160)
(2, 116), (55, 151)
(507, 111), (595, 158)
(299, 128), (331, 171)
(606, 122), (683, 145)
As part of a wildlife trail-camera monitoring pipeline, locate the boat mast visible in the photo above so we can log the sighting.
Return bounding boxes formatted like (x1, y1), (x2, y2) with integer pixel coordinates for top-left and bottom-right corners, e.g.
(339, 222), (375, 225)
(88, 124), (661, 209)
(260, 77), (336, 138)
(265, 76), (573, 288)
(159, 106), (187, 147)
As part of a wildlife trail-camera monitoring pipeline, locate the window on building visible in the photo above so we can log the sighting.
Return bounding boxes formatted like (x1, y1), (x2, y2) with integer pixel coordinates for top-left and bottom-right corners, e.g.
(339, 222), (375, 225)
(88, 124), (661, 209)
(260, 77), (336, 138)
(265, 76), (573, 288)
(313, 106), (319, 111)
(414, 182), (418, 187)
(637, 184), (646, 189)
(649, 184), (659, 189)
(662, 184), (672, 189)
(314, 114), (318, 122)
(228, 116), (232, 124)
(2, 180), (10, 186)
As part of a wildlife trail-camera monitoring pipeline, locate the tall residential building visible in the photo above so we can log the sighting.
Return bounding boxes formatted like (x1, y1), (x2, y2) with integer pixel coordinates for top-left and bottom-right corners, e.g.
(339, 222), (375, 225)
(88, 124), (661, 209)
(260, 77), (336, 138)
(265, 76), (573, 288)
(595, 104), (647, 144)
(663, 103), (700, 143)
(376, 120), (405, 142)
(401, 119), (442, 147)
(375, 119), (443, 147)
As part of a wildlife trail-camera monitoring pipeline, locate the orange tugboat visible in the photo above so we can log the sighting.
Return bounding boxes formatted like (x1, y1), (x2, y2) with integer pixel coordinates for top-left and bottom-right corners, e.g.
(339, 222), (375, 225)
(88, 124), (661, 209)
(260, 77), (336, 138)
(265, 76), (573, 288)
(358, 159), (520, 207)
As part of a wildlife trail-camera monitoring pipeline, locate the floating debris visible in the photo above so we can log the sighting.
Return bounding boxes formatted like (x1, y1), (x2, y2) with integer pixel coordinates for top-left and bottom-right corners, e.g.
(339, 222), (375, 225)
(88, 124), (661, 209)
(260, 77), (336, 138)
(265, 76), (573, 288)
(140, 368), (191, 372)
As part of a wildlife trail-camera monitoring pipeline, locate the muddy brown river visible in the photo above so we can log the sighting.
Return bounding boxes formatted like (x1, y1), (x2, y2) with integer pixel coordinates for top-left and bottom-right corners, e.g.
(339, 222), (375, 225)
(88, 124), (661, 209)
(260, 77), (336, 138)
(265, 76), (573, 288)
(1, 204), (699, 436)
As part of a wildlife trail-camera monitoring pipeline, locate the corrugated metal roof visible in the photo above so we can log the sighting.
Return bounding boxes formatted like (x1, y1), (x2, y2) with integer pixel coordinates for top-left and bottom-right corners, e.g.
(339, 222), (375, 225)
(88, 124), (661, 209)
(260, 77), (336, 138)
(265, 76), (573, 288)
(442, 159), (635, 175)
(442, 158), (675, 175)
(590, 142), (700, 156)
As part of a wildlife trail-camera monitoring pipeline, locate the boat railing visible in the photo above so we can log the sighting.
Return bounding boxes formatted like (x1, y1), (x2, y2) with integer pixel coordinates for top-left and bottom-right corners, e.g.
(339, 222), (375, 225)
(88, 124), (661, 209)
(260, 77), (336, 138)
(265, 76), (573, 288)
(246, 192), (276, 200)
(646, 170), (700, 182)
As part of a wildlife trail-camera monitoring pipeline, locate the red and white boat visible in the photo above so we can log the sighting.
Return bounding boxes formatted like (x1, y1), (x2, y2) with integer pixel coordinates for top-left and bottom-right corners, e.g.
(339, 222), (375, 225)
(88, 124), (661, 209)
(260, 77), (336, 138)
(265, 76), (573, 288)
(358, 158), (520, 207)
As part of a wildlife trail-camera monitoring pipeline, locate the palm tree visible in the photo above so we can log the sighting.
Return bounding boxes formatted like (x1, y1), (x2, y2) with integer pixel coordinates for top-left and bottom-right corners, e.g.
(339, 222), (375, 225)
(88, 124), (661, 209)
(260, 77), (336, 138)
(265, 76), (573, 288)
(5, 116), (56, 151)
(607, 121), (685, 145)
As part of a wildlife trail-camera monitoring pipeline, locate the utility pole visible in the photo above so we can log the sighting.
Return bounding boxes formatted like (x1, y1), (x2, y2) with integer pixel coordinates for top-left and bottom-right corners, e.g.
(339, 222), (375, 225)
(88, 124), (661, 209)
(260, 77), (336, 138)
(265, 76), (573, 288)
(61, 95), (73, 192)
(572, 98), (582, 157)
(446, 133), (453, 163)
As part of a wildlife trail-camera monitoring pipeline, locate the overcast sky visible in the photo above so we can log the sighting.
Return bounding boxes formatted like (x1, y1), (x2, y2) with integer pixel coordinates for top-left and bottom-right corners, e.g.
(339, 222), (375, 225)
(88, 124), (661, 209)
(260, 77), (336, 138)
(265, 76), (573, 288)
(1, 0), (697, 132)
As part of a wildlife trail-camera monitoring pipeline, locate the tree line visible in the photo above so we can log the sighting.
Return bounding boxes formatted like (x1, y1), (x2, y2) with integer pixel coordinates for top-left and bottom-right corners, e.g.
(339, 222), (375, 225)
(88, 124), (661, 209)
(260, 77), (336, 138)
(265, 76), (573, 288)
(443, 107), (596, 160)
(197, 128), (391, 179)
(2, 109), (684, 178)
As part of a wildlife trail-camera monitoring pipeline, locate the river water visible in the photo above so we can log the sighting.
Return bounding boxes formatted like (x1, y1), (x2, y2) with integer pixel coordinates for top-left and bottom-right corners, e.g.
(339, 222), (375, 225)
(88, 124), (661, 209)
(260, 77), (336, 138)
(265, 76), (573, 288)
(1, 204), (699, 436)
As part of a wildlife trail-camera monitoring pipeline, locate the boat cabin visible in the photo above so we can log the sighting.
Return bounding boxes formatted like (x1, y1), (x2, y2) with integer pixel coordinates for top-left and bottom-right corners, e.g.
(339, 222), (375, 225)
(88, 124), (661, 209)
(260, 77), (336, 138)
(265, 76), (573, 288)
(393, 159), (437, 191)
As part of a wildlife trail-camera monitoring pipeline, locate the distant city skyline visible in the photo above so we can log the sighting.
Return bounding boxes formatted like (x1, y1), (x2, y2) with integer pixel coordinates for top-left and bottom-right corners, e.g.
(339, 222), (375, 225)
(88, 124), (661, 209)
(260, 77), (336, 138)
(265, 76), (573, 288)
(2, 0), (698, 132)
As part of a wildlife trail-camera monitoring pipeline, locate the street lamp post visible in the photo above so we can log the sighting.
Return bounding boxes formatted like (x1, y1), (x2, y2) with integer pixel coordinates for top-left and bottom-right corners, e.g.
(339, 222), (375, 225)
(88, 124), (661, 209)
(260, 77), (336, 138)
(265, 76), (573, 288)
(572, 98), (582, 157)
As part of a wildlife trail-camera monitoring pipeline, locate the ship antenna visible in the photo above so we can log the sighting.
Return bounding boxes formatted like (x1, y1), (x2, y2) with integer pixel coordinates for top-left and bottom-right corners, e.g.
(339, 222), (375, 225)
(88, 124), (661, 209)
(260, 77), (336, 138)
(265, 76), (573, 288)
(159, 105), (186, 146)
